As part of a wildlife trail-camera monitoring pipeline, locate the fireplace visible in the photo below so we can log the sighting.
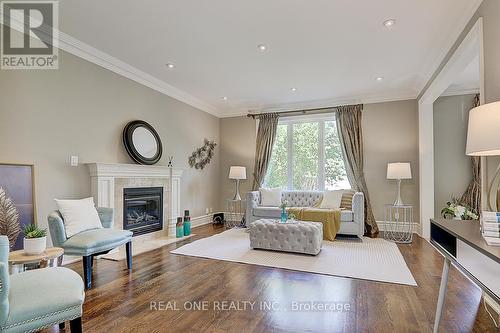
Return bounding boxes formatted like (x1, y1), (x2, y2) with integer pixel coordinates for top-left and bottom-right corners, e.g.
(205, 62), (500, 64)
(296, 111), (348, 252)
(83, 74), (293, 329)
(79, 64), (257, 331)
(123, 187), (163, 236)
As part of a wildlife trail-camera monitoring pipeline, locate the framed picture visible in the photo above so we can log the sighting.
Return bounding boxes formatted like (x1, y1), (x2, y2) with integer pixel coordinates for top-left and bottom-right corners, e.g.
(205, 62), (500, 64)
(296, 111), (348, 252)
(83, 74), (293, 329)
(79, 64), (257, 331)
(0, 163), (36, 250)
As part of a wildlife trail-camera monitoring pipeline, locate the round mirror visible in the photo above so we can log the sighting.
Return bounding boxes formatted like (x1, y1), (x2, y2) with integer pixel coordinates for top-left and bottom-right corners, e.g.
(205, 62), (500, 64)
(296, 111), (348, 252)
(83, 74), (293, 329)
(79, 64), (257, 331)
(123, 120), (162, 165)
(132, 127), (157, 158)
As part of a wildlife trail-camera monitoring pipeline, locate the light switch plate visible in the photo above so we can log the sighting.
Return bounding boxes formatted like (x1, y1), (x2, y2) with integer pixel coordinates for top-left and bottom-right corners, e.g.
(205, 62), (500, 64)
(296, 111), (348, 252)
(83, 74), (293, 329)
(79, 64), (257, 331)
(70, 156), (79, 167)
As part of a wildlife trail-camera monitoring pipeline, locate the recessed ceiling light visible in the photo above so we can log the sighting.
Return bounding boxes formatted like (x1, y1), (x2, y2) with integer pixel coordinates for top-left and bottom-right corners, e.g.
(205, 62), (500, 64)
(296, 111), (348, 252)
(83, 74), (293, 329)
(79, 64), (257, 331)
(291, 87), (297, 92)
(383, 19), (396, 28)
(376, 77), (384, 81)
(166, 63), (174, 69)
(257, 44), (267, 51)
(222, 96), (228, 101)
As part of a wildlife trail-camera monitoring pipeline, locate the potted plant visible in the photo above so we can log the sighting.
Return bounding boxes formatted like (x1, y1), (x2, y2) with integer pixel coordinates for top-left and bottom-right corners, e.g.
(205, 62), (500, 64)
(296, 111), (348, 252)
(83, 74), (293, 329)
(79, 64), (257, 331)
(23, 224), (47, 255)
(441, 198), (478, 220)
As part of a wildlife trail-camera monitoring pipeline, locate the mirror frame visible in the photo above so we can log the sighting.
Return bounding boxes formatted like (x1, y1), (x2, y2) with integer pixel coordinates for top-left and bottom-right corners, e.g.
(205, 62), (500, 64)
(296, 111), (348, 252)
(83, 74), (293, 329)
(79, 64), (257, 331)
(123, 120), (163, 165)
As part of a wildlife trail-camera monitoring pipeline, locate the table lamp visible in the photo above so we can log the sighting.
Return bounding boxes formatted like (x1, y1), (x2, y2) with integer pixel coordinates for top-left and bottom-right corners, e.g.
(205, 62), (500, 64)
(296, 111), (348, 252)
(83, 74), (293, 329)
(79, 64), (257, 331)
(466, 101), (500, 210)
(229, 166), (246, 201)
(387, 162), (412, 206)
(466, 101), (500, 156)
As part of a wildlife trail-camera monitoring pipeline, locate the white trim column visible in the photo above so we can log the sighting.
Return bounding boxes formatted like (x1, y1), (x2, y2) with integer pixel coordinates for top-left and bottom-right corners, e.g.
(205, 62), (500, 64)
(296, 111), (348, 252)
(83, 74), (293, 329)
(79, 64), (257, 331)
(418, 102), (434, 239)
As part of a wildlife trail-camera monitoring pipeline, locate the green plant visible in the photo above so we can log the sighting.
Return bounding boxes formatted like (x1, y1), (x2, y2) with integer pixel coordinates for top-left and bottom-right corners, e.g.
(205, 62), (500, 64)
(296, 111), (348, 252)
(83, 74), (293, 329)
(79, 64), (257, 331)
(23, 224), (47, 239)
(441, 197), (478, 220)
(279, 200), (289, 209)
(0, 187), (21, 249)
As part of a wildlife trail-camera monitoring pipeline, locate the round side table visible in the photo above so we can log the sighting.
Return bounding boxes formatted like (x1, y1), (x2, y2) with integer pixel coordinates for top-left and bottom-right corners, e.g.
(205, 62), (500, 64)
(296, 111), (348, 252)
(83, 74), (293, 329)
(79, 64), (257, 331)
(8, 247), (64, 274)
(383, 204), (413, 244)
(225, 199), (246, 228)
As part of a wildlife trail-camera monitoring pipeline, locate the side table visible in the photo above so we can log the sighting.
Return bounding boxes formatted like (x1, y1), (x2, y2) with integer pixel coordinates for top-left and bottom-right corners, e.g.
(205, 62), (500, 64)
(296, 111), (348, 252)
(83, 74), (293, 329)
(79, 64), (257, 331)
(9, 247), (64, 274)
(383, 204), (413, 243)
(226, 199), (246, 228)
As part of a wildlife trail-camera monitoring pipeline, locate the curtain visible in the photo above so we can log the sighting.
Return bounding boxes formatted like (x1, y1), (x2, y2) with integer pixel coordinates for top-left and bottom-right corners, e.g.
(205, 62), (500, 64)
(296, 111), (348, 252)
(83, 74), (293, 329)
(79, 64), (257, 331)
(252, 113), (280, 190)
(460, 94), (481, 214)
(336, 104), (379, 236)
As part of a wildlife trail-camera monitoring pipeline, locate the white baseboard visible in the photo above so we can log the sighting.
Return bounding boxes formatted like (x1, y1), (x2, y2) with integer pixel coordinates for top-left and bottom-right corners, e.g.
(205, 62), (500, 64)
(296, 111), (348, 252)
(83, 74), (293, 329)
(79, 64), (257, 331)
(167, 213), (215, 236)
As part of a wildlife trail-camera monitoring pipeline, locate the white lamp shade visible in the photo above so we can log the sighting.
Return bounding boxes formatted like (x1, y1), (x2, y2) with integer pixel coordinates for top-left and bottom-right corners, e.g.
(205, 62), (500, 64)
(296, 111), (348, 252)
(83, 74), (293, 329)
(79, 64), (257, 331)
(229, 166), (246, 180)
(387, 162), (412, 180)
(466, 101), (500, 156)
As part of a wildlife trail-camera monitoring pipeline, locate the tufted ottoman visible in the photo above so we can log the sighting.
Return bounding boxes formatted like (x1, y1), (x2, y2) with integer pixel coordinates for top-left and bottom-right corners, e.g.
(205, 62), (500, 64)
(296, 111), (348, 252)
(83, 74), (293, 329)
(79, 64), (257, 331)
(249, 219), (323, 255)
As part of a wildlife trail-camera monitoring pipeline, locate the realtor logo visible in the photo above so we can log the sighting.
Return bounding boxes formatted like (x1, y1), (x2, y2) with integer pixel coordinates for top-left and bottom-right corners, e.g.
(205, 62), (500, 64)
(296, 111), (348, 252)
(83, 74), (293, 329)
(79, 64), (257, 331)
(1, 0), (58, 69)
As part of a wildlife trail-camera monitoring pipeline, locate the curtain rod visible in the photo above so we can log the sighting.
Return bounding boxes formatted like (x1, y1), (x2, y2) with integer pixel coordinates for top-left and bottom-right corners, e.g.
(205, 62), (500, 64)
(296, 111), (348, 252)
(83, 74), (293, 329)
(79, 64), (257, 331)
(247, 104), (363, 119)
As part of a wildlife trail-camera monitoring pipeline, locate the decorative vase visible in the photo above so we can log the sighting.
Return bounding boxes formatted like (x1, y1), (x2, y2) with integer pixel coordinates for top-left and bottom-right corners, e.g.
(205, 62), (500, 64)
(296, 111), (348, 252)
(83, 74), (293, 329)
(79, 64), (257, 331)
(23, 236), (46, 255)
(280, 207), (287, 223)
(183, 217), (191, 236)
(176, 217), (184, 238)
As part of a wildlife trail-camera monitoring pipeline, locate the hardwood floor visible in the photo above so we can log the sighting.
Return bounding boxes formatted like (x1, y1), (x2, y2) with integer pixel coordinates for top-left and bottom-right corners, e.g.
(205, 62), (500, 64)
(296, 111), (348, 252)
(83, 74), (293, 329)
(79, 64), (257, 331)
(44, 224), (498, 333)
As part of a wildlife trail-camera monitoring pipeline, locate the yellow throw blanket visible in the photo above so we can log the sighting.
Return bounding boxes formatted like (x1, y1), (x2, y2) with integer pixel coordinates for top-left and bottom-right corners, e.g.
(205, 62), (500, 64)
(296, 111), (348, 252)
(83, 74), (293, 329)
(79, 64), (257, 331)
(287, 207), (341, 241)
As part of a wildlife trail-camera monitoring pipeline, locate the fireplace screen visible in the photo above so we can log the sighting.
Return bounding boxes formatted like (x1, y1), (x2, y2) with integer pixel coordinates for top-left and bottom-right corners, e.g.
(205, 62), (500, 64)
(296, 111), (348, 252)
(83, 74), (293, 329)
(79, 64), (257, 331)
(123, 187), (163, 236)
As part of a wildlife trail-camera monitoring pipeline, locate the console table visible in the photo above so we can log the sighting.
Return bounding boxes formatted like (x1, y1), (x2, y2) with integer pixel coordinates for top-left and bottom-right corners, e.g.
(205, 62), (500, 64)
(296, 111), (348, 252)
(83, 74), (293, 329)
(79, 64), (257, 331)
(430, 218), (500, 333)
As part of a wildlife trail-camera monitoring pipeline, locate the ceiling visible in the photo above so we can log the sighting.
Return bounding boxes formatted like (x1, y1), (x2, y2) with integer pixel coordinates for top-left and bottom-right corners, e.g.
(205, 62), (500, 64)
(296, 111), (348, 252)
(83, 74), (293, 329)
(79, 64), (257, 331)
(59, 0), (482, 117)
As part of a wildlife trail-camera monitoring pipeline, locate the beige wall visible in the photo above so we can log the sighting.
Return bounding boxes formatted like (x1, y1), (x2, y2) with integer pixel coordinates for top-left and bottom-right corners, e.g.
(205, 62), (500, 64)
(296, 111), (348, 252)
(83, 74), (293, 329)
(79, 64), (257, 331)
(362, 100), (420, 223)
(219, 116), (256, 209)
(0, 50), (221, 234)
(433, 94), (475, 216)
(219, 99), (420, 224)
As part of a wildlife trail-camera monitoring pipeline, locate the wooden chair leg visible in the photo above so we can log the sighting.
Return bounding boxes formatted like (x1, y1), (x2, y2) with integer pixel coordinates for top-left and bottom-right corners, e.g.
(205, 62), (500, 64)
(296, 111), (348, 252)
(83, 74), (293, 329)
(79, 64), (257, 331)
(126, 241), (132, 270)
(82, 256), (92, 289)
(69, 317), (82, 333)
(59, 321), (65, 329)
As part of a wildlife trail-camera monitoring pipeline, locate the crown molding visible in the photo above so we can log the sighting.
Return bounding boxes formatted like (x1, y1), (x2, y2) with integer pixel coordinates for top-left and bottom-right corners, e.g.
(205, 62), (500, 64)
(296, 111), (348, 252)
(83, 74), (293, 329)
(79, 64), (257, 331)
(220, 91), (418, 118)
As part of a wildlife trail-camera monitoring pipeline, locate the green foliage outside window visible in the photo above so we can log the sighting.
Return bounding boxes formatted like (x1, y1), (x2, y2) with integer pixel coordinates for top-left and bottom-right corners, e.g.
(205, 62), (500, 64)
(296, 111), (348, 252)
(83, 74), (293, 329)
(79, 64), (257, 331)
(264, 119), (348, 190)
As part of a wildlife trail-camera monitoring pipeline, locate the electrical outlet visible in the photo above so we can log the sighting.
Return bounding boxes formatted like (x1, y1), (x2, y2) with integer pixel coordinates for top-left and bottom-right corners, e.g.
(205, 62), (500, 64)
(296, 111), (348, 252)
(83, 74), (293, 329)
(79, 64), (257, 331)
(209, 207), (213, 213)
(205, 208), (209, 214)
(70, 156), (79, 167)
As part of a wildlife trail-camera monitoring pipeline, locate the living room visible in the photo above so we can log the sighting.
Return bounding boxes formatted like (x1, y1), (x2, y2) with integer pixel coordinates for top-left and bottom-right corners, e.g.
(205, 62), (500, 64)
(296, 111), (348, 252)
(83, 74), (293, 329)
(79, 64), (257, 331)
(0, 1), (499, 332)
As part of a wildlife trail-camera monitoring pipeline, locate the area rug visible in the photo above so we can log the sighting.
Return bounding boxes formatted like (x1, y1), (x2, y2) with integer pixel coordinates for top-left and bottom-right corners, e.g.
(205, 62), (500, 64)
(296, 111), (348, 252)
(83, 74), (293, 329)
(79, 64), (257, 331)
(102, 234), (194, 261)
(171, 229), (417, 286)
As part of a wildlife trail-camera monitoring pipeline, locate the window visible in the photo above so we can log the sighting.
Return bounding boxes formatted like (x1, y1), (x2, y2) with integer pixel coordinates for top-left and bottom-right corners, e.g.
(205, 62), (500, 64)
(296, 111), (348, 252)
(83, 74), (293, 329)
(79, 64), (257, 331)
(264, 114), (350, 191)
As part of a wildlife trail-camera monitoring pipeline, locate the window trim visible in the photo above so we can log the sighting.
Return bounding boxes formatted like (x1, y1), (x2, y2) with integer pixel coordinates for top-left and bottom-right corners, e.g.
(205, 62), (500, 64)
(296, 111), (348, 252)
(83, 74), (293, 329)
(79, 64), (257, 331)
(268, 113), (345, 191)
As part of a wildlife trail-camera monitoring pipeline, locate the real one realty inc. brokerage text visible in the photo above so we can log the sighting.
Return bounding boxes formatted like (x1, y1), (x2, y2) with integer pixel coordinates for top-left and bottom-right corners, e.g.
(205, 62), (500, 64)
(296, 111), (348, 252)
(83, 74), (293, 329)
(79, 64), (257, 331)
(150, 300), (351, 312)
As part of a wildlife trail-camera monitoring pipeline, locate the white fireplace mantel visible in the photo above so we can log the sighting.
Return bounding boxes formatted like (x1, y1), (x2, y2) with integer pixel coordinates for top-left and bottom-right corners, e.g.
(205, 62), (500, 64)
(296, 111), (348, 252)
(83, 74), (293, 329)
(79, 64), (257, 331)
(87, 163), (183, 235)
(88, 162), (183, 179)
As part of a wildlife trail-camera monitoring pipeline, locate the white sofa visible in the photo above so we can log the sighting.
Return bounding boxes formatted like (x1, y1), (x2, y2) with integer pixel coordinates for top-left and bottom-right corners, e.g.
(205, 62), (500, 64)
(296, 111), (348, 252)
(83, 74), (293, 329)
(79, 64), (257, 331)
(246, 190), (364, 238)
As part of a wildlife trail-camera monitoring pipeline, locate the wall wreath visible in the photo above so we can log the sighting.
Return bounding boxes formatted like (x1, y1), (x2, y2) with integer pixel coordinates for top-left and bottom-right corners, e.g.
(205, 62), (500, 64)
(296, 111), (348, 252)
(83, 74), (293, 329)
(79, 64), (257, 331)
(188, 139), (217, 170)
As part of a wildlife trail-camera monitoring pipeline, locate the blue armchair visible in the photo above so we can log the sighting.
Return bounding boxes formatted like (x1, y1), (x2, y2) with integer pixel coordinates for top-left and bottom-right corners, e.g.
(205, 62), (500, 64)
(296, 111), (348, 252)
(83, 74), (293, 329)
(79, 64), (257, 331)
(0, 236), (85, 333)
(48, 207), (133, 289)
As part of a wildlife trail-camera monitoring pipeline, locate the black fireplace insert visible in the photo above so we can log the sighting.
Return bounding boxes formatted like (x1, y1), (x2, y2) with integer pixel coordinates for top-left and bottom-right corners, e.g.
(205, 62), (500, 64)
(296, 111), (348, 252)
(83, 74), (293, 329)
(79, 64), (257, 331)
(123, 187), (163, 236)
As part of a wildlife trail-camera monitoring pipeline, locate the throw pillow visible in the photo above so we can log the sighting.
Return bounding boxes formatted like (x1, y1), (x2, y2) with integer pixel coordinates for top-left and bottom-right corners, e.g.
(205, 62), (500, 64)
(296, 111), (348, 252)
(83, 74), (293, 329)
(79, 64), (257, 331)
(319, 190), (343, 209)
(260, 187), (282, 207)
(55, 197), (103, 238)
(340, 189), (356, 209)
